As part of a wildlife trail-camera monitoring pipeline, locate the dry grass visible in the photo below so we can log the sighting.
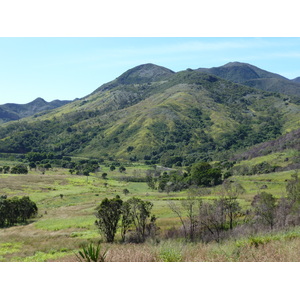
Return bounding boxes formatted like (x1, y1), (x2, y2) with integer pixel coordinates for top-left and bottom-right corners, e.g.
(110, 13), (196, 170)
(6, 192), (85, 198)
(47, 234), (300, 262)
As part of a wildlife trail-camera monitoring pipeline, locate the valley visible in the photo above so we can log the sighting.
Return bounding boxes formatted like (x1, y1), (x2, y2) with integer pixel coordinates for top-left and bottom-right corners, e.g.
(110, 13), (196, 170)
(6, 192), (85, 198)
(1, 62), (300, 262)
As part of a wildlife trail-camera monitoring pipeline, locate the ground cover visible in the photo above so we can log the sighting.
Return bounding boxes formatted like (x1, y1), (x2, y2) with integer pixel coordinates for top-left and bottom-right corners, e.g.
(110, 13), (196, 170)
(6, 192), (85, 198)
(0, 161), (299, 261)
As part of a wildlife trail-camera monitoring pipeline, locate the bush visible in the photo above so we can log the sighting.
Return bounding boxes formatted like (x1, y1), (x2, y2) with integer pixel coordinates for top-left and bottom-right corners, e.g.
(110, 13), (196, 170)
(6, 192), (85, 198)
(159, 248), (182, 262)
(76, 242), (108, 262)
(11, 164), (28, 174)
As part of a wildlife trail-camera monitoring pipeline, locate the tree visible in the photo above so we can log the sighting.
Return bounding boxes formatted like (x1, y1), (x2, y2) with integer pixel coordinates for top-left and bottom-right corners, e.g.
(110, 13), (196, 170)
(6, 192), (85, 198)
(120, 201), (133, 242)
(252, 192), (277, 230)
(0, 196), (37, 227)
(127, 197), (154, 242)
(10, 164), (28, 174)
(286, 172), (300, 207)
(95, 197), (123, 243)
(168, 199), (200, 242)
(110, 165), (116, 171)
(119, 166), (126, 173)
(198, 199), (226, 242)
(127, 146), (134, 152)
(3, 166), (10, 174)
(29, 162), (36, 170)
(190, 162), (222, 187)
(83, 170), (90, 182)
(123, 188), (129, 196)
(219, 180), (245, 229)
(168, 200), (189, 241)
(102, 173), (108, 179)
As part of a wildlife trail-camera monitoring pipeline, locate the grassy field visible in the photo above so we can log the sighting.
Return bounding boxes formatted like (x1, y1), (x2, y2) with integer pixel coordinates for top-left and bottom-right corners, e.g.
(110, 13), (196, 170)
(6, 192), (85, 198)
(0, 162), (299, 262)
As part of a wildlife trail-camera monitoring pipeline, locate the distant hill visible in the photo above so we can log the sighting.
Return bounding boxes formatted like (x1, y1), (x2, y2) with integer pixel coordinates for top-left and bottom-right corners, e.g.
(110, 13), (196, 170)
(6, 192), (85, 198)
(197, 62), (300, 97)
(0, 98), (71, 123)
(292, 77), (300, 83)
(1, 63), (300, 167)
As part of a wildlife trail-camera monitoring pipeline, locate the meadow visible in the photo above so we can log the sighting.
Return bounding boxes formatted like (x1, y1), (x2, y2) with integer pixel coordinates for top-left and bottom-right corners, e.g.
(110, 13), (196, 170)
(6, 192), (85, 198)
(0, 161), (299, 262)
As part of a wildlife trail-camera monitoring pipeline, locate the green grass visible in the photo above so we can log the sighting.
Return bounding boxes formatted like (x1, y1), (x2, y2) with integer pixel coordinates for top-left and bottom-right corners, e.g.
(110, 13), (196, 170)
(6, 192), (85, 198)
(35, 215), (96, 231)
(12, 249), (72, 262)
(0, 242), (23, 256)
(1, 162), (300, 261)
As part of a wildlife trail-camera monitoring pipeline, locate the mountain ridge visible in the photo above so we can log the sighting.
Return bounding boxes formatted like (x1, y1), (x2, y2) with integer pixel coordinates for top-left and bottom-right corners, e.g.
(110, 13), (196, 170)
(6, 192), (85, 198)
(1, 62), (300, 167)
(0, 65), (298, 166)
(0, 98), (71, 123)
(196, 62), (300, 97)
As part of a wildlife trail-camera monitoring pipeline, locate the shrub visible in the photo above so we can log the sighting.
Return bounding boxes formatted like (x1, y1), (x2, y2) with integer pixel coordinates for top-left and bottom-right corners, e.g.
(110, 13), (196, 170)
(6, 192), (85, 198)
(76, 242), (108, 262)
(159, 248), (182, 262)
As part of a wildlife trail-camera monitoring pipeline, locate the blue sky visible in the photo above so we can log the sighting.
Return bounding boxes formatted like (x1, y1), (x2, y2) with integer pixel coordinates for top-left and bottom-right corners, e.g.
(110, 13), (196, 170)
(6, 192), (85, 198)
(1, 37), (300, 104)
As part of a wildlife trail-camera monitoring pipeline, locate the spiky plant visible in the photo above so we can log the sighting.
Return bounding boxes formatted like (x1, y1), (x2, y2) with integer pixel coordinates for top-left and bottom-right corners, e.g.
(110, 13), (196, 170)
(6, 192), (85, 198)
(76, 242), (108, 262)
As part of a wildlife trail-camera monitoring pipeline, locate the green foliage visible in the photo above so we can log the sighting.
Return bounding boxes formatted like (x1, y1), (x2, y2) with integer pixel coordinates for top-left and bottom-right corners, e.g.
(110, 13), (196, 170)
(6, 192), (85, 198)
(190, 162), (222, 187)
(95, 196), (123, 243)
(76, 242), (108, 262)
(159, 247), (182, 262)
(10, 164), (28, 174)
(0, 67), (296, 165)
(120, 201), (133, 242)
(0, 196), (38, 227)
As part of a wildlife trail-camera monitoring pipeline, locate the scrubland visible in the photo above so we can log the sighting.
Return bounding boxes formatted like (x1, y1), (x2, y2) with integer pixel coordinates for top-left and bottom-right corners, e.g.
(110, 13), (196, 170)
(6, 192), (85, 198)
(0, 163), (299, 262)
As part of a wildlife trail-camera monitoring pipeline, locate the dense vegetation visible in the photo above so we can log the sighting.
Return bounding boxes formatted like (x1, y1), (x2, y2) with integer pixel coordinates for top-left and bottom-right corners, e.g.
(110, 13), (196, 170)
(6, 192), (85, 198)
(1, 62), (300, 262)
(0, 195), (37, 227)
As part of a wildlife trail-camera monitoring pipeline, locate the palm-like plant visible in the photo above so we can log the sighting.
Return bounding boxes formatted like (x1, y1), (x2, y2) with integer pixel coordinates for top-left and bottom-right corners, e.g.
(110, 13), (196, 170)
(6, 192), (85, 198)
(76, 242), (108, 262)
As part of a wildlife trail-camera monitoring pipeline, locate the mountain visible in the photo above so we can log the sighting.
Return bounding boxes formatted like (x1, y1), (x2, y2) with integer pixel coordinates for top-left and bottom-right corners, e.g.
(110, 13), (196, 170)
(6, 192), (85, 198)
(91, 63), (175, 93)
(0, 98), (71, 123)
(293, 77), (300, 83)
(196, 62), (300, 98)
(1, 63), (300, 166)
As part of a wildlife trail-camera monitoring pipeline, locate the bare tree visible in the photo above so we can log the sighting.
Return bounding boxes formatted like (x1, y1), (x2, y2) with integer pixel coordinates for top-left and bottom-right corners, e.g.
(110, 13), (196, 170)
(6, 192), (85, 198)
(198, 200), (226, 243)
(168, 199), (200, 242)
(251, 192), (277, 230)
(168, 201), (188, 241)
(218, 180), (245, 229)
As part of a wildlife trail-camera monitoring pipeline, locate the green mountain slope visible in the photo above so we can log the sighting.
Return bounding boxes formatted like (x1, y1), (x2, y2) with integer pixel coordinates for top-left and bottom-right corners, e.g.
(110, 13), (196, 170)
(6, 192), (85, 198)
(1, 64), (299, 166)
(197, 62), (300, 98)
(0, 98), (71, 123)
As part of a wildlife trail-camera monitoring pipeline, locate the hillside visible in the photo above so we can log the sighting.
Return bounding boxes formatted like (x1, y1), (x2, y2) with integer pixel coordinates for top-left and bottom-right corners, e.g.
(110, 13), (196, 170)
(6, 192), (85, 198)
(197, 62), (300, 98)
(1, 63), (300, 166)
(0, 98), (71, 123)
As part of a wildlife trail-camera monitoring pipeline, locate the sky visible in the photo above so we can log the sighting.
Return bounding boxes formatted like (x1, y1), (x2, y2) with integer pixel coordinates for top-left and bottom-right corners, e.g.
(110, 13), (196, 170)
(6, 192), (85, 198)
(1, 0), (299, 297)
(1, 37), (300, 105)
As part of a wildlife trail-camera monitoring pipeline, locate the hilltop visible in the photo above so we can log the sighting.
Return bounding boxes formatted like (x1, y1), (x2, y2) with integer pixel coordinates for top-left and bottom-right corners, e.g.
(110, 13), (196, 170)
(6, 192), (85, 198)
(0, 98), (71, 123)
(0, 62), (300, 167)
(197, 61), (300, 97)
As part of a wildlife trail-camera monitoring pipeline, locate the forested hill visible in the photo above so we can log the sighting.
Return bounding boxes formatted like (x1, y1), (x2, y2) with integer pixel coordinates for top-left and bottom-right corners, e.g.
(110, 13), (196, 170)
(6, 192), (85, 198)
(197, 62), (300, 97)
(0, 98), (71, 123)
(0, 62), (300, 166)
